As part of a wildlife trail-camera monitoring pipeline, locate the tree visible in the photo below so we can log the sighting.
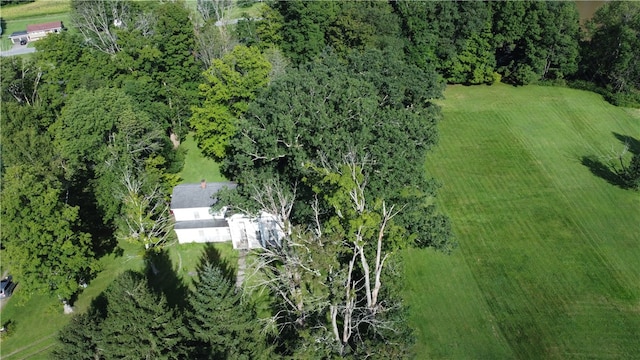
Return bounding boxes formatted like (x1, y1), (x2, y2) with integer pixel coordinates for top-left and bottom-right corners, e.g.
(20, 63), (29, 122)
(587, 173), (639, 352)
(223, 49), (452, 250)
(271, 0), (339, 64)
(52, 87), (167, 226)
(0, 102), (54, 171)
(0, 56), (43, 106)
(117, 170), (173, 249)
(71, 0), (153, 55)
(492, 1), (580, 84)
(623, 153), (640, 190)
(0, 165), (96, 302)
(190, 45), (271, 160)
(53, 297), (105, 360)
(581, 2), (640, 96)
(98, 271), (186, 359)
(182, 260), (269, 359)
(246, 157), (413, 357)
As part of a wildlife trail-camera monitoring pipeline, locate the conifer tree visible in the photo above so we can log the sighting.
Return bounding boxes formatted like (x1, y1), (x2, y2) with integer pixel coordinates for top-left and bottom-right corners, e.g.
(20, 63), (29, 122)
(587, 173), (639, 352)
(98, 271), (186, 359)
(183, 261), (269, 359)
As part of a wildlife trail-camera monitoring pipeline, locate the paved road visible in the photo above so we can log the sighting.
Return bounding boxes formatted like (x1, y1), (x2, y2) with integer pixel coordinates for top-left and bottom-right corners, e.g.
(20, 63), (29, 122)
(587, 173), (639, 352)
(0, 43), (36, 57)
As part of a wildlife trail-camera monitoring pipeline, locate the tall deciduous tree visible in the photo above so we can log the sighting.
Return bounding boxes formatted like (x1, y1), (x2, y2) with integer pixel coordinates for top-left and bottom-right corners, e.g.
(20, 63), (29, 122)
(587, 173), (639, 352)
(0, 165), (96, 301)
(492, 1), (580, 84)
(190, 45), (271, 160)
(581, 1), (640, 96)
(246, 158), (413, 357)
(223, 49), (451, 250)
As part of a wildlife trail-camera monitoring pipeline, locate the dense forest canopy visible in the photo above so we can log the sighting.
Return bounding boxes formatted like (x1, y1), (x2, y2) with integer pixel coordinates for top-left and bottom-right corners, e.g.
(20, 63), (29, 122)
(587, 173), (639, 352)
(0, 0), (638, 358)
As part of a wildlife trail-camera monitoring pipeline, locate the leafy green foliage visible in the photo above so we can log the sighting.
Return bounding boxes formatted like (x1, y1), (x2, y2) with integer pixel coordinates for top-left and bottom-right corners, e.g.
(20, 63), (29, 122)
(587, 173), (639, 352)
(492, 1), (580, 84)
(54, 270), (186, 359)
(623, 153), (640, 190)
(581, 2), (640, 98)
(191, 45), (271, 160)
(0, 165), (96, 300)
(53, 300), (105, 360)
(394, 0), (580, 85)
(224, 49), (451, 250)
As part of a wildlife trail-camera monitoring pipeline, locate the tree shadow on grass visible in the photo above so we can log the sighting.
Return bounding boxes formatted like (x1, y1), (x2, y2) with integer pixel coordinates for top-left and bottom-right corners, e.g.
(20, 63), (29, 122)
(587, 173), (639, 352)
(196, 243), (235, 284)
(613, 133), (640, 155)
(145, 249), (190, 310)
(581, 155), (628, 188)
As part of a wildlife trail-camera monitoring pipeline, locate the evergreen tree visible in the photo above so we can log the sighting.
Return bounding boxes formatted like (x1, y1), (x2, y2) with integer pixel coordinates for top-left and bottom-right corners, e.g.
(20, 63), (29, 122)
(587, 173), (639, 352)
(98, 271), (186, 359)
(53, 297), (106, 360)
(183, 261), (268, 359)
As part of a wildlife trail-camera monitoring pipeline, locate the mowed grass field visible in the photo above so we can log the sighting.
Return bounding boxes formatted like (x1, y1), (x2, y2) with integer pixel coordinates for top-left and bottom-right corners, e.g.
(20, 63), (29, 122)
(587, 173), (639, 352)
(405, 84), (640, 359)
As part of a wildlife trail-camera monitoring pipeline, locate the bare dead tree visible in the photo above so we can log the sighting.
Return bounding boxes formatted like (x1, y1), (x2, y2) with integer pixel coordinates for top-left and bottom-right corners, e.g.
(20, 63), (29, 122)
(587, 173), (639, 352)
(71, 0), (154, 55)
(119, 169), (173, 249)
(245, 152), (405, 355)
(5, 58), (42, 106)
(197, 0), (233, 23)
(194, 21), (237, 68)
(72, 0), (124, 54)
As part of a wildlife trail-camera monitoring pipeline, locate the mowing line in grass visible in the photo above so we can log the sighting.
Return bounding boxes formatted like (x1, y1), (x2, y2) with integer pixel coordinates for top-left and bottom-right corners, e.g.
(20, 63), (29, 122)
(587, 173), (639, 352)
(412, 84), (640, 359)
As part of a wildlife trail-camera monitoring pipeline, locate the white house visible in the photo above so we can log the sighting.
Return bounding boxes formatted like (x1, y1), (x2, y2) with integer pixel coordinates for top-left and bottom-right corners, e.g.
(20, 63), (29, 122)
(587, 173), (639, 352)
(171, 181), (284, 250)
(170, 181), (236, 244)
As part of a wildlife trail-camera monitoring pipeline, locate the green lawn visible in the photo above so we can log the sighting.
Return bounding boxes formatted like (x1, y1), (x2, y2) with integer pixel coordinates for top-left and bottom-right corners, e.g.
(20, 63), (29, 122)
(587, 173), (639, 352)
(178, 133), (226, 184)
(405, 84), (640, 359)
(0, 0), (69, 20)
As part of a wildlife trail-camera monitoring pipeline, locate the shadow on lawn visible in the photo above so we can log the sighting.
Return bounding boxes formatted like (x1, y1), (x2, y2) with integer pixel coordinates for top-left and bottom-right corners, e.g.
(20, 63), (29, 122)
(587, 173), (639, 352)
(581, 133), (639, 189)
(197, 243), (235, 284)
(613, 132), (640, 155)
(581, 155), (627, 187)
(145, 249), (190, 310)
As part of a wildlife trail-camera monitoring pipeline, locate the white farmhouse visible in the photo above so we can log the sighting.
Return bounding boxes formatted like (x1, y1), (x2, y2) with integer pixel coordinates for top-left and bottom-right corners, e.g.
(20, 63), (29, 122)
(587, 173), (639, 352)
(170, 181), (284, 250)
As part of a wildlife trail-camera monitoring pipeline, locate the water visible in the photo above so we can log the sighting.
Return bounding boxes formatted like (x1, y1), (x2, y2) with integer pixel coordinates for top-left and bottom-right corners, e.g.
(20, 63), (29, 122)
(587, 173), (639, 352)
(575, 1), (608, 24)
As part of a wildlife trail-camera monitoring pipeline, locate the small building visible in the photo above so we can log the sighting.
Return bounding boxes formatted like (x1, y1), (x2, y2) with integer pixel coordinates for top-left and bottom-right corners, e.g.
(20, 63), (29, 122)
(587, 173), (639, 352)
(170, 181), (284, 250)
(26, 21), (63, 41)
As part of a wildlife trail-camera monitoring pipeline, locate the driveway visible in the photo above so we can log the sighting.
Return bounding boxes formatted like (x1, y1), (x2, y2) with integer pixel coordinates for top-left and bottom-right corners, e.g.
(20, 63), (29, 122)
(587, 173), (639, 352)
(0, 42), (36, 57)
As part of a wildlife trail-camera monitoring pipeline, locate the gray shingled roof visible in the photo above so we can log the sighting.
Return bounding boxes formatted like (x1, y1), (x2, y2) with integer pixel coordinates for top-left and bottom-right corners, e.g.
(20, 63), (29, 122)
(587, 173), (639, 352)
(170, 182), (236, 209)
(173, 219), (229, 229)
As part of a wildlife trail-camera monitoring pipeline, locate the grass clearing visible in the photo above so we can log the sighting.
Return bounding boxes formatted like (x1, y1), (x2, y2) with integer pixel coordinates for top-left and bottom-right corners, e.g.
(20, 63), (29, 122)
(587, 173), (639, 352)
(407, 84), (640, 358)
(178, 133), (226, 184)
(0, 0), (69, 20)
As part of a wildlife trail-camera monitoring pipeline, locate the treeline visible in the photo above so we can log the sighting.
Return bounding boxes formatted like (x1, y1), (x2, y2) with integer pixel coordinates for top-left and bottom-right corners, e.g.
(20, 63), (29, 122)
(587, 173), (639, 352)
(0, 0), (638, 358)
(1, 0), (200, 303)
(238, 1), (639, 105)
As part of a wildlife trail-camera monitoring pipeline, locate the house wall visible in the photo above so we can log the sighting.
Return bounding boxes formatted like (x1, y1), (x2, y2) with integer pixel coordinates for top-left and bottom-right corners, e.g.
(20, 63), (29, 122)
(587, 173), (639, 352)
(227, 215), (264, 249)
(27, 28), (61, 41)
(175, 226), (232, 244)
(172, 207), (216, 221)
